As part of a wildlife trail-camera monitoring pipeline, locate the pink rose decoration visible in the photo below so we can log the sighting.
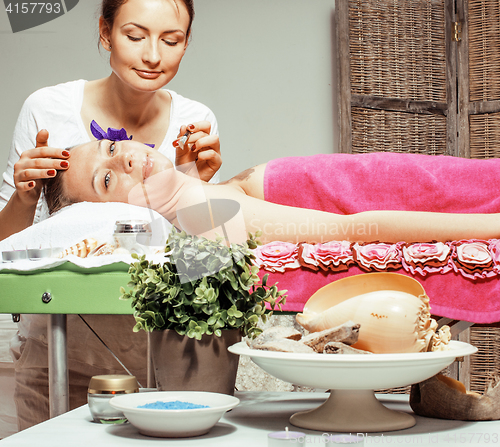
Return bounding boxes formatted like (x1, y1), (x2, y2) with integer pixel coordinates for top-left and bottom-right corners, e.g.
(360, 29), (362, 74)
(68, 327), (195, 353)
(352, 242), (402, 271)
(457, 242), (492, 264)
(489, 239), (500, 269)
(252, 241), (300, 272)
(299, 241), (353, 271)
(452, 240), (495, 280)
(402, 242), (452, 276)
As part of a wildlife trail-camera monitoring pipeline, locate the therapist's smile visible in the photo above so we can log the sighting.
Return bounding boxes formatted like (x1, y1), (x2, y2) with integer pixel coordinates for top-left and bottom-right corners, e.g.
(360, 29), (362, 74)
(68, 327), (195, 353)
(135, 69), (163, 79)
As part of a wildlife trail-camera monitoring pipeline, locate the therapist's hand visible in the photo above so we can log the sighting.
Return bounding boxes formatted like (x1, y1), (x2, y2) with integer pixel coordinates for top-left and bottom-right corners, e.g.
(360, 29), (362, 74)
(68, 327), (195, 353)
(13, 129), (70, 206)
(174, 121), (221, 182)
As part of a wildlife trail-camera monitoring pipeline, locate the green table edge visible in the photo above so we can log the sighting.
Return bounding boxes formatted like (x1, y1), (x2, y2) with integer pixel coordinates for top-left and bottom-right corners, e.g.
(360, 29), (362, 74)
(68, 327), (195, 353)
(0, 261), (296, 315)
(0, 262), (134, 314)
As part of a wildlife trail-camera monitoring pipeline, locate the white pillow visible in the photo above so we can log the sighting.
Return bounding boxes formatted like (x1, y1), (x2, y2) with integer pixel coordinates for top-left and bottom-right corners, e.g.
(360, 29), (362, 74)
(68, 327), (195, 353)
(0, 201), (172, 253)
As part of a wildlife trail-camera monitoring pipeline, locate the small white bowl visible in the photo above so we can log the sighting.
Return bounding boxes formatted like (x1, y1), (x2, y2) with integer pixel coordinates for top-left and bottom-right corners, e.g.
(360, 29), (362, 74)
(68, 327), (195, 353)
(109, 391), (239, 438)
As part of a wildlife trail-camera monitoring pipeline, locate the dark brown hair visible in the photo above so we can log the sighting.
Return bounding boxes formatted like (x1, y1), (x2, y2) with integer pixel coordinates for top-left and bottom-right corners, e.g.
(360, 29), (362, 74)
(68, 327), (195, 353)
(43, 164), (77, 215)
(101, 0), (195, 40)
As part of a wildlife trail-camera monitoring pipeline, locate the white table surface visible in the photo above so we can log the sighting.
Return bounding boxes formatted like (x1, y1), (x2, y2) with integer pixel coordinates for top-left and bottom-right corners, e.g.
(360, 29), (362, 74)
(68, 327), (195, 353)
(2, 392), (500, 446)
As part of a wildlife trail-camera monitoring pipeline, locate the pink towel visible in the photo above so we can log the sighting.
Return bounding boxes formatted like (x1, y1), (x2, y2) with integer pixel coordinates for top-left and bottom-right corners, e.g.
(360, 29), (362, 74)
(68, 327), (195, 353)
(265, 152), (500, 214)
(263, 153), (500, 323)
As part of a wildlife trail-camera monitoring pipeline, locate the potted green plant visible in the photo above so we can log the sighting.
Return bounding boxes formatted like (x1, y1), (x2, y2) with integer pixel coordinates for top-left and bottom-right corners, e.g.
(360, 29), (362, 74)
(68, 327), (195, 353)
(120, 227), (286, 395)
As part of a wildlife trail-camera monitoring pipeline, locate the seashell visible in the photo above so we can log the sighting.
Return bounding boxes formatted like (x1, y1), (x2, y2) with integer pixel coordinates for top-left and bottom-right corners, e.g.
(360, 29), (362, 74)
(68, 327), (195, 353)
(300, 321), (360, 352)
(252, 338), (315, 354)
(250, 326), (303, 350)
(296, 273), (443, 354)
(58, 238), (99, 258)
(429, 325), (452, 352)
(323, 342), (372, 355)
(88, 243), (115, 257)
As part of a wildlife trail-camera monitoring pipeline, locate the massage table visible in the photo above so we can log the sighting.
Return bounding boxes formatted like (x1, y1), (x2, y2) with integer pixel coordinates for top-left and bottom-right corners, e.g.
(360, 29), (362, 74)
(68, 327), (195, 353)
(0, 262), (133, 417)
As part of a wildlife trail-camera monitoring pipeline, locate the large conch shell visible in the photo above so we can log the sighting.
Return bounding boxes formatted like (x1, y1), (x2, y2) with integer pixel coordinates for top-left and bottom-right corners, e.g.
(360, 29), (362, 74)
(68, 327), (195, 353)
(296, 273), (448, 354)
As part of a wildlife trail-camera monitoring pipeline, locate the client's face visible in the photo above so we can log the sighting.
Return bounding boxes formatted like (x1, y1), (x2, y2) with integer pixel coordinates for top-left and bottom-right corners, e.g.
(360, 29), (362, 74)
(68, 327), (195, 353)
(64, 139), (173, 203)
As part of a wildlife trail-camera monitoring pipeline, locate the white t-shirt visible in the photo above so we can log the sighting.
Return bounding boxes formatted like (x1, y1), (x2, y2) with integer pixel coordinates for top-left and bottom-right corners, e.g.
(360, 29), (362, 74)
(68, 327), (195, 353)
(0, 79), (220, 222)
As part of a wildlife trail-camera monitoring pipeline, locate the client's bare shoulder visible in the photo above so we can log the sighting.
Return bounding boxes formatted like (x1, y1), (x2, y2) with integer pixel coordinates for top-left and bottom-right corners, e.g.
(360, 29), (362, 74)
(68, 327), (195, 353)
(218, 163), (267, 200)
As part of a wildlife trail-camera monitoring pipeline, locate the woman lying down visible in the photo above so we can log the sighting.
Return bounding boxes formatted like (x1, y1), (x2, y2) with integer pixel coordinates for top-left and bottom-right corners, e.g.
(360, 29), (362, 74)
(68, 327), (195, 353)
(43, 137), (500, 245)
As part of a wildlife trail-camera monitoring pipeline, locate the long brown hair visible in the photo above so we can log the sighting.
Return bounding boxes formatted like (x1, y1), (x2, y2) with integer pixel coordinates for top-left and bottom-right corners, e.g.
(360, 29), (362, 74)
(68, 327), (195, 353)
(43, 167), (77, 215)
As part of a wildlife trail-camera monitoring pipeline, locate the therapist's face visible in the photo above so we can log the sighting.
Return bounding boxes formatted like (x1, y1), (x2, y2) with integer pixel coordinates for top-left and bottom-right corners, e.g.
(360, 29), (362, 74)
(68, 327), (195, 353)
(101, 0), (190, 93)
(62, 139), (173, 204)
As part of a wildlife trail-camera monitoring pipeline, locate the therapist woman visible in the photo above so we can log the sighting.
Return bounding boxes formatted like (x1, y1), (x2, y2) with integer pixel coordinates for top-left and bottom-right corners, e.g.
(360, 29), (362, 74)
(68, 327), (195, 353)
(0, 0), (221, 430)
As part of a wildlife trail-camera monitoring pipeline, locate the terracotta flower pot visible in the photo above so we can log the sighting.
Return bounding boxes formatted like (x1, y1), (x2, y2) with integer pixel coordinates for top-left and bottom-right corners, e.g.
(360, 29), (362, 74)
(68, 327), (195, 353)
(149, 329), (241, 395)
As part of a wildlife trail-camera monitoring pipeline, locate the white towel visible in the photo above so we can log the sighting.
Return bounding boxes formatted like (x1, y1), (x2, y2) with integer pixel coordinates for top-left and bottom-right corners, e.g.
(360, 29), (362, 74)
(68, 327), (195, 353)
(0, 202), (172, 272)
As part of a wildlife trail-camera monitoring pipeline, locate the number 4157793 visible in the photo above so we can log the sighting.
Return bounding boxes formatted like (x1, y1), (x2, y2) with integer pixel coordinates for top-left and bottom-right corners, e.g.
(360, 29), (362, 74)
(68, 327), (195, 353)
(5, 3), (62, 14)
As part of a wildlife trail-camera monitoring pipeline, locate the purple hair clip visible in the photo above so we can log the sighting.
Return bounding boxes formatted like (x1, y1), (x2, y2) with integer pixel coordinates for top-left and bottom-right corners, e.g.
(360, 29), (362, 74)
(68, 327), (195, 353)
(90, 120), (155, 148)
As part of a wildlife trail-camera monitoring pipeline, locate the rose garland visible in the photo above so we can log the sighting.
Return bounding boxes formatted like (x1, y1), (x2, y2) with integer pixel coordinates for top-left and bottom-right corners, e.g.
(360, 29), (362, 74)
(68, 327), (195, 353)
(253, 239), (500, 281)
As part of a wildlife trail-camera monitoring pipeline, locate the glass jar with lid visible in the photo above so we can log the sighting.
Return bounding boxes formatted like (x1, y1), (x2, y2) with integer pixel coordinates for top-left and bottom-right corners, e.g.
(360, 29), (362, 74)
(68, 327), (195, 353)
(88, 374), (139, 423)
(113, 220), (152, 253)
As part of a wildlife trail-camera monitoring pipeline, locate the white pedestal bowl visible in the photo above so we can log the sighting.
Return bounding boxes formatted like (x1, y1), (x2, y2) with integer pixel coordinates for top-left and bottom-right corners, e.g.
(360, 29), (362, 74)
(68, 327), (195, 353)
(229, 340), (477, 433)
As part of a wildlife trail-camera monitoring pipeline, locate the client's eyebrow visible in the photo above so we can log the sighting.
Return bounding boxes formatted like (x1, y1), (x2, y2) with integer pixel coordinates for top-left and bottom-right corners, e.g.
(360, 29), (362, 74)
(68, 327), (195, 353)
(91, 140), (104, 193)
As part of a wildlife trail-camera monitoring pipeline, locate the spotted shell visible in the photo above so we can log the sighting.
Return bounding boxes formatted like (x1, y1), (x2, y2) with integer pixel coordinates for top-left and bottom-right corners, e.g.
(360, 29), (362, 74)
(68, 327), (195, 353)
(296, 273), (443, 354)
(58, 238), (99, 258)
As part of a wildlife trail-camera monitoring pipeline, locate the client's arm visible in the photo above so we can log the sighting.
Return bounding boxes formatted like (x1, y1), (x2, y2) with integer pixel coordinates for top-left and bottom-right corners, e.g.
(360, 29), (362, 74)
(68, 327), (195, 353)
(128, 167), (500, 245)
(176, 182), (500, 244)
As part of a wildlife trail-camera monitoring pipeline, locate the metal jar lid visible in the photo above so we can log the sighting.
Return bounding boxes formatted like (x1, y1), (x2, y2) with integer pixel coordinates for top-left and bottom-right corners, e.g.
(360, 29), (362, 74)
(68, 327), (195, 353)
(113, 220), (152, 234)
(88, 374), (139, 395)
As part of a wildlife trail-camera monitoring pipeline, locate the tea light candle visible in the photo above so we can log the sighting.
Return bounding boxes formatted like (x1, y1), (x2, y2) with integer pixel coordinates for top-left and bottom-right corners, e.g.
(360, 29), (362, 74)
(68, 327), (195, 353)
(2, 250), (27, 262)
(268, 427), (305, 446)
(27, 248), (52, 261)
(1, 251), (16, 263)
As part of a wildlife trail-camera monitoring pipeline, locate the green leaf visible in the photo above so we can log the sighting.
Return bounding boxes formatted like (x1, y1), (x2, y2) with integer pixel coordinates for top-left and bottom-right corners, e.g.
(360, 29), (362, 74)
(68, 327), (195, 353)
(195, 251), (210, 261)
(123, 230), (286, 337)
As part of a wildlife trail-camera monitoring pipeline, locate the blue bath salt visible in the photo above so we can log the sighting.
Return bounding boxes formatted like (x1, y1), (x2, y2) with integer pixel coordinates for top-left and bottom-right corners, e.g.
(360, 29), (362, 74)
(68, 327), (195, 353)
(138, 400), (210, 410)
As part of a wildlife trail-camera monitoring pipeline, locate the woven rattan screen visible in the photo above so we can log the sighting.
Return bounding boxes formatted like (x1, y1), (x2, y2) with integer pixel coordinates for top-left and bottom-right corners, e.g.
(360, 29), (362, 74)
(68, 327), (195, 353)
(339, 0), (500, 157)
(352, 108), (447, 155)
(469, 112), (500, 158)
(339, 0), (453, 155)
(349, 0), (447, 102)
(467, 0), (500, 159)
(468, 0), (500, 102)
